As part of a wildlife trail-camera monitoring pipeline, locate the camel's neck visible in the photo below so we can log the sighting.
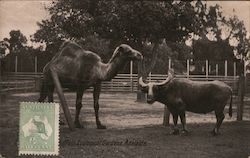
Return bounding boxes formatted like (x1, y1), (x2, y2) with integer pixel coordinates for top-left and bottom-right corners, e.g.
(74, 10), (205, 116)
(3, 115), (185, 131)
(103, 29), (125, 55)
(101, 57), (128, 81)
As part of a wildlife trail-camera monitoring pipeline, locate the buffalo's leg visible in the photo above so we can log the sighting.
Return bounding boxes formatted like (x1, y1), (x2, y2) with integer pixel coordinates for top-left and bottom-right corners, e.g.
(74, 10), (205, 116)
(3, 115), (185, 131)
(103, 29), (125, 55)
(212, 110), (225, 135)
(163, 106), (170, 126)
(179, 112), (188, 135)
(171, 114), (179, 135)
(93, 83), (106, 129)
(74, 88), (84, 128)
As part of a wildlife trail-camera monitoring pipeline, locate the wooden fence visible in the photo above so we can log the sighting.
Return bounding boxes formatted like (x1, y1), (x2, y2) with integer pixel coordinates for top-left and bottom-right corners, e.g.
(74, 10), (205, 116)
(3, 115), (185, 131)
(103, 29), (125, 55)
(0, 80), (35, 93)
(1, 72), (240, 94)
(1, 72), (249, 121)
(5, 57), (248, 76)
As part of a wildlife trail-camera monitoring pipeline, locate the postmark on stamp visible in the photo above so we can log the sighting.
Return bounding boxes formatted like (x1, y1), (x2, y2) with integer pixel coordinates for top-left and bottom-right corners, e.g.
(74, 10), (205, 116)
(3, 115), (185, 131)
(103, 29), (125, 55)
(18, 102), (59, 156)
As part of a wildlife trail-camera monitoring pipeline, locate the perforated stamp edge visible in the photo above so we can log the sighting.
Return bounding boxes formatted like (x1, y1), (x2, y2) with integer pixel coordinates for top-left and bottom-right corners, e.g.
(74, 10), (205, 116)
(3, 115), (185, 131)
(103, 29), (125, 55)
(18, 102), (60, 156)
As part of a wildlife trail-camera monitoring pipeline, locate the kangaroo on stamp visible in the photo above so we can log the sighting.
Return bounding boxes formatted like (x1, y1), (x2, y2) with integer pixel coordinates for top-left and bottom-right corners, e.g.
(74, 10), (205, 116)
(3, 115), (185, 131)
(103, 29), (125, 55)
(18, 102), (59, 156)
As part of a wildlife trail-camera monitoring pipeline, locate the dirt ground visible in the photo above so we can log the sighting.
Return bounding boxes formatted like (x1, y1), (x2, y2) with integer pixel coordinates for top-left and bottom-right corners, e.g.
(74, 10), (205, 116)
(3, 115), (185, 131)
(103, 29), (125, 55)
(0, 92), (250, 158)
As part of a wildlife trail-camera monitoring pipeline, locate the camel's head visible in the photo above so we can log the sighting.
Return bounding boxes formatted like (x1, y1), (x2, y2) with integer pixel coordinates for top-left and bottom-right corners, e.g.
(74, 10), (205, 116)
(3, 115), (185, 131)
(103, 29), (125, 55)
(110, 44), (143, 62)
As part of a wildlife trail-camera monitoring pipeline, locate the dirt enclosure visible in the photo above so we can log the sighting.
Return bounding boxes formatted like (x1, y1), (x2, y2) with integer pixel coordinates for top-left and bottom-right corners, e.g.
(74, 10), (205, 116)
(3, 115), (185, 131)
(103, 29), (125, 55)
(0, 92), (250, 158)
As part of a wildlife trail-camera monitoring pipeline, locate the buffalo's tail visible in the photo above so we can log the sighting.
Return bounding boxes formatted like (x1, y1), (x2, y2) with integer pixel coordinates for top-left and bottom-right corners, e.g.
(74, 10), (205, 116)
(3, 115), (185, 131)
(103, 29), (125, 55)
(229, 88), (233, 117)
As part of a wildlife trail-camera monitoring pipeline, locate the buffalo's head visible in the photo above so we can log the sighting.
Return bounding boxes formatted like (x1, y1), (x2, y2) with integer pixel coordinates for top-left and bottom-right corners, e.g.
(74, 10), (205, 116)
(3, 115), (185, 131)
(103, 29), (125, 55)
(139, 69), (174, 104)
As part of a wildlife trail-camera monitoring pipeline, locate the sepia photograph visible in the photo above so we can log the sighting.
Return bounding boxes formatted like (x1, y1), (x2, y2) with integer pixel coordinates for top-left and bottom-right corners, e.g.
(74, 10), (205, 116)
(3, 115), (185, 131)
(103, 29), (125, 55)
(0, 0), (250, 157)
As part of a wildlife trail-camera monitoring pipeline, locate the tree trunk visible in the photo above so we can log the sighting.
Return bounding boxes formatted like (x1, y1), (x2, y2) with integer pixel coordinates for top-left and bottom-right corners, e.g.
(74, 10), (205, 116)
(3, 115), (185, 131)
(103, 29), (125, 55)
(137, 60), (146, 102)
(136, 40), (160, 102)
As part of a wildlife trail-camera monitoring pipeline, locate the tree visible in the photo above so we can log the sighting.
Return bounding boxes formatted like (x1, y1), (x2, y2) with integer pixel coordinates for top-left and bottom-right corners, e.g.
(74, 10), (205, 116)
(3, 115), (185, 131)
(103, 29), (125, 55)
(33, 0), (202, 100)
(1, 30), (28, 55)
(5, 30), (27, 54)
(0, 39), (9, 58)
(227, 15), (250, 59)
(33, 0), (250, 101)
(192, 1), (249, 59)
(34, 0), (200, 73)
(189, 1), (250, 75)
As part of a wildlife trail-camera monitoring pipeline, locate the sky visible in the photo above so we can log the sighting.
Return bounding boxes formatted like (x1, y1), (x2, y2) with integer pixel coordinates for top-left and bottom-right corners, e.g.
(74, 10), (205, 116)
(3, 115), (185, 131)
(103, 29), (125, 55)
(0, 1), (50, 40)
(0, 1), (249, 42)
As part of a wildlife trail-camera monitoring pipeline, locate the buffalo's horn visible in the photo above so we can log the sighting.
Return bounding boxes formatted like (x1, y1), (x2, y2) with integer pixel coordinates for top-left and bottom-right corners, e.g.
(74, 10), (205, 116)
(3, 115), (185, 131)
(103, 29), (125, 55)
(139, 77), (148, 87)
(154, 72), (173, 86)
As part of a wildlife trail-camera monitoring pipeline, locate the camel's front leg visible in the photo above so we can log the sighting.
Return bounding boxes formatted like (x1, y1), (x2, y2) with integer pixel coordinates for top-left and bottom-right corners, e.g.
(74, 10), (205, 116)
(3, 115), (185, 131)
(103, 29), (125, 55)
(75, 88), (84, 128)
(93, 83), (106, 129)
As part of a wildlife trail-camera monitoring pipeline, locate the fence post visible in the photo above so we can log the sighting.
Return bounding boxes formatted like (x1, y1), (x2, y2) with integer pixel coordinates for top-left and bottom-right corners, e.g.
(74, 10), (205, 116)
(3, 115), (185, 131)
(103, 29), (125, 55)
(0, 59), (2, 81)
(137, 60), (146, 102)
(205, 60), (208, 78)
(130, 61), (133, 92)
(15, 56), (18, 73)
(216, 64), (218, 76)
(34, 76), (41, 91)
(168, 58), (171, 70)
(187, 59), (189, 78)
(225, 60), (228, 77)
(35, 56), (38, 73)
(149, 72), (152, 81)
(233, 62), (236, 77)
(244, 60), (246, 77)
(237, 75), (245, 121)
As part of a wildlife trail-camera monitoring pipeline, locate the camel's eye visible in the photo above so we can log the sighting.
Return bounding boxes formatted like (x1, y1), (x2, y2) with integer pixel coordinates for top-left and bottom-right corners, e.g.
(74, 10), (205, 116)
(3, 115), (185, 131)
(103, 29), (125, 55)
(118, 46), (124, 52)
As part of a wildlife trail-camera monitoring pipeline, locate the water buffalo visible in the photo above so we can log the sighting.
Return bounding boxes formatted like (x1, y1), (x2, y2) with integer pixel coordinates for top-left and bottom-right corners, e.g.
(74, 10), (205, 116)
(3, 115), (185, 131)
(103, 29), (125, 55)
(139, 70), (232, 135)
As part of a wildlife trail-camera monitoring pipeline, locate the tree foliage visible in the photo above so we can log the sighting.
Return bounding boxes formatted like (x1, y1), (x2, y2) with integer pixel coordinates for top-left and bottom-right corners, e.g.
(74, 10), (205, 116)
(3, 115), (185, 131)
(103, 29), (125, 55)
(32, 0), (249, 75)
(33, 0), (200, 74)
(5, 30), (27, 54)
(0, 39), (9, 58)
(192, 1), (249, 61)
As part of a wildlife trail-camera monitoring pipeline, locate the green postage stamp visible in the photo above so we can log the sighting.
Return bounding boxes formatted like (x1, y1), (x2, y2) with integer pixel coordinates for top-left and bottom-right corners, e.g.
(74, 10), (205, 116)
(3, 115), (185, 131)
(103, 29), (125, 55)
(19, 102), (59, 156)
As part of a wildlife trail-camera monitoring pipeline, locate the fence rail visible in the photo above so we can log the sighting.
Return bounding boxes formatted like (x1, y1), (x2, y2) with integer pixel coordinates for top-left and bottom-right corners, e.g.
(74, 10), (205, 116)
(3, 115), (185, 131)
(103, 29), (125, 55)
(3, 57), (248, 76)
(1, 72), (241, 94)
(0, 80), (35, 93)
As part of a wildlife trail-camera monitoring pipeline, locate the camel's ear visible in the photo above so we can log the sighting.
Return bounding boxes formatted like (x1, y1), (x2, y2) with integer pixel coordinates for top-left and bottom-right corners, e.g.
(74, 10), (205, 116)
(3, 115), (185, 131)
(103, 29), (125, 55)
(118, 46), (124, 52)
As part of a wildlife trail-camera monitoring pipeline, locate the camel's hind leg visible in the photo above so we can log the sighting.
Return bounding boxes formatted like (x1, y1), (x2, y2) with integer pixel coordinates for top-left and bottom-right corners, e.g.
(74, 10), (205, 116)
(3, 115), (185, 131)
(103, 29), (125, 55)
(47, 84), (54, 102)
(38, 78), (48, 102)
(38, 75), (54, 102)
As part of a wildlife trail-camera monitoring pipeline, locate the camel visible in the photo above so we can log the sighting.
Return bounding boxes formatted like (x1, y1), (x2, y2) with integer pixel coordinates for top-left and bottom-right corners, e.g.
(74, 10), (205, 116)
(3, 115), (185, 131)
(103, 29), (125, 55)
(38, 41), (143, 129)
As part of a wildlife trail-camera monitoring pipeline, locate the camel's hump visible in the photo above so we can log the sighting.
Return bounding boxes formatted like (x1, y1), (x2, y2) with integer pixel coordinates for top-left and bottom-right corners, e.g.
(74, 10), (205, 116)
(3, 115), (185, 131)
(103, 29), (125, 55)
(60, 41), (82, 50)
(58, 41), (101, 62)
